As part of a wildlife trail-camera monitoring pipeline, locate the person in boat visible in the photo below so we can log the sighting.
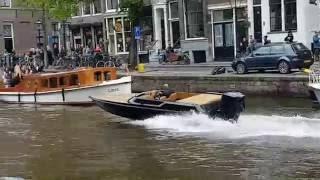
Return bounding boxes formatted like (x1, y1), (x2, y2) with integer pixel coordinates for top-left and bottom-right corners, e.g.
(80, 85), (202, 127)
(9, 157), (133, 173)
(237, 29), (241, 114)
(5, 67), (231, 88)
(155, 84), (175, 100)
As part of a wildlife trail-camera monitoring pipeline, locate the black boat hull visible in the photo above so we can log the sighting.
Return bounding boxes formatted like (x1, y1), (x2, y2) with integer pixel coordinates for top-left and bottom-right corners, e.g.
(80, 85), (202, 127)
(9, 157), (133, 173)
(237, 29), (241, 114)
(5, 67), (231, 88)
(90, 91), (245, 122)
(91, 97), (187, 119)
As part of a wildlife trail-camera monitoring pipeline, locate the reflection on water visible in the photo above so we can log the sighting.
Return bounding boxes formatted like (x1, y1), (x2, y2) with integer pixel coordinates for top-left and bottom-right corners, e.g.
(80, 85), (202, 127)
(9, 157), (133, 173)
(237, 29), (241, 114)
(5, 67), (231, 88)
(0, 97), (320, 179)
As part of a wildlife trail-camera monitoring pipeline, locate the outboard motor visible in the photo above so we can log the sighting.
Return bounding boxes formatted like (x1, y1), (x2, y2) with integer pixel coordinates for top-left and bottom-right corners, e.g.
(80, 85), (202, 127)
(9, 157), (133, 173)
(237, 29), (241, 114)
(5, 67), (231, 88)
(219, 92), (245, 123)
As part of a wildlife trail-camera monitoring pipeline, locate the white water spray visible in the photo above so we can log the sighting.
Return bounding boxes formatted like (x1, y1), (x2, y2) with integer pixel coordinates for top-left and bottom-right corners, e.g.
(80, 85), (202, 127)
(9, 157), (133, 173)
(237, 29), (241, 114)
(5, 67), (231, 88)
(129, 113), (320, 138)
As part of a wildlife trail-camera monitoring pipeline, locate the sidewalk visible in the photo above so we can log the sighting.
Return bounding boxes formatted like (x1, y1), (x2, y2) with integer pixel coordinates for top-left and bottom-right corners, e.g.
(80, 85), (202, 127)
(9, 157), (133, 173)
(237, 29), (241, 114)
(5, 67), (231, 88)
(127, 60), (320, 77)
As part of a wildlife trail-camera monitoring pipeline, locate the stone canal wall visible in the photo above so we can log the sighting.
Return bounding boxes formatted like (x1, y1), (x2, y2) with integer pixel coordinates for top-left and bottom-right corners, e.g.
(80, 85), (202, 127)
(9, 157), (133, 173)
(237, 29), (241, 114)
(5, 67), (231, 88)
(130, 74), (310, 97)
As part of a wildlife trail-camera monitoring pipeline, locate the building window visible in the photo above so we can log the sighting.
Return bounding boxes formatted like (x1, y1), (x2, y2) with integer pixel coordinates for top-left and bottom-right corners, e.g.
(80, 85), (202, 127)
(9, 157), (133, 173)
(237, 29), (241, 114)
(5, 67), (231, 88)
(83, 3), (91, 15)
(83, 27), (93, 47)
(253, 0), (261, 5)
(169, 1), (179, 19)
(285, 0), (297, 31)
(93, 0), (102, 14)
(107, 17), (131, 54)
(3, 24), (13, 53)
(107, 0), (118, 10)
(0, 0), (10, 7)
(213, 9), (233, 22)
(269, 0), (282, 32)
(184, 0), (204, 38)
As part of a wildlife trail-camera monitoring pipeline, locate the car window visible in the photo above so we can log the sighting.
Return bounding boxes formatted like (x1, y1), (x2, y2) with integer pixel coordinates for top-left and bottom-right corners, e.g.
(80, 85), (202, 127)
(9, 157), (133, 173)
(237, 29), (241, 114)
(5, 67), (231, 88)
(253, 46), (271, 56)
(292, 43), (308, 52)
(270, 45), (284, 55)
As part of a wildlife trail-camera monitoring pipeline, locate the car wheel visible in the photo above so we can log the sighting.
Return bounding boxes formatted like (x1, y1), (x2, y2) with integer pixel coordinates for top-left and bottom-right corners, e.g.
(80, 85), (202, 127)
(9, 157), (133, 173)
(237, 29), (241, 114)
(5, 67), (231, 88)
(278, 61), (290, 74)
(236, 63), (247, 74)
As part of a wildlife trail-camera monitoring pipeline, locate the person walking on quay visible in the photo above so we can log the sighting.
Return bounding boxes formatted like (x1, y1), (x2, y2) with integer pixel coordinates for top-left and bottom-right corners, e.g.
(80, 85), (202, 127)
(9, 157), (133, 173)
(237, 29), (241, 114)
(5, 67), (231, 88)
(313, 31), (320, 61)
(248, 35), (256, 53)
(264, 35), (271, 45)
(240, 36), (249, 55)
(53, 43), (59, 59)
(284, 30), (294, 43)
(2, 68), (13, 88)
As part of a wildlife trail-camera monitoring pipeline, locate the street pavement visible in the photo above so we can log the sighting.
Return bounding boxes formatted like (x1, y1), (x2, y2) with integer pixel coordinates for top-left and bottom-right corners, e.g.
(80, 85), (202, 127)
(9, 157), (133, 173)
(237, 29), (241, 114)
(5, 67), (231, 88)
(121, 61), (319, 78)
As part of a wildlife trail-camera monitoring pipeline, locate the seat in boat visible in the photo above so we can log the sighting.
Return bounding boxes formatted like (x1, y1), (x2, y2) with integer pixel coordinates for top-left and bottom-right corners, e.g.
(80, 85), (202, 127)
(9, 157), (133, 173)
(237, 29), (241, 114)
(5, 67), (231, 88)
(177, 94), (221, 105)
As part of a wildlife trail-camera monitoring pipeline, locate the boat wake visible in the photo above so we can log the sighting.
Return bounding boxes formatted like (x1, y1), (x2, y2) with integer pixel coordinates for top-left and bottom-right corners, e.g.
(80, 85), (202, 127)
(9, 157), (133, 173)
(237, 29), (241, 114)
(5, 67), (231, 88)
(129, 113), (320, 138)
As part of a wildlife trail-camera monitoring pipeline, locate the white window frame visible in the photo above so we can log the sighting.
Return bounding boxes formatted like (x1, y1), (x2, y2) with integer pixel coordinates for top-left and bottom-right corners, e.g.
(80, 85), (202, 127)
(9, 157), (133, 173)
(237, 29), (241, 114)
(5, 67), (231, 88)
(81, 3), (92, 16)
(183, 0), (206, 40)
(93, 0), (103, 14)
(106, 0), (120, 13)
(106, 16), (130, 55)
(0, 0), (11, 8)
(3, 23), (14, 50)
(169, 1), (179, 21)
(269, 0), (296, 32)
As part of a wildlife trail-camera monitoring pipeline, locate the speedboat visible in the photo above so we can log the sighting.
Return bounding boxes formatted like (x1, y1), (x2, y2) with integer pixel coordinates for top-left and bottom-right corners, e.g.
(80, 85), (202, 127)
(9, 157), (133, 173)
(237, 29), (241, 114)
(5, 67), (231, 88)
(90, 90), (245, 123)
(0, 67), (131, 105)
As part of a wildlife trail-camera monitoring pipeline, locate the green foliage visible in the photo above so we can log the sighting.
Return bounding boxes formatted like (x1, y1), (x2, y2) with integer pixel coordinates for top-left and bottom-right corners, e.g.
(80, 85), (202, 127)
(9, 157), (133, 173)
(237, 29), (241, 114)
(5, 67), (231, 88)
(16, 0), (92, 20)
(119, 0), (144, 25)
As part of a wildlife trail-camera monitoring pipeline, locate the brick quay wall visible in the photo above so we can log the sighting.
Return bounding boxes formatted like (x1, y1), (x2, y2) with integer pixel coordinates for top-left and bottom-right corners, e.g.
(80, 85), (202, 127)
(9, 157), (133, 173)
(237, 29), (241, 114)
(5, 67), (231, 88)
(128, 74), (310, 98)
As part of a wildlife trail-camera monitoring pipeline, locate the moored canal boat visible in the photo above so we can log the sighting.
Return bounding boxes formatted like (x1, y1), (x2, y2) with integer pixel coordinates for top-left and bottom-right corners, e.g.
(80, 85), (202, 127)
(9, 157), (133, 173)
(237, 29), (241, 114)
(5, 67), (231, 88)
(0, 67), (131, 105)
(90, 91), (245, 123)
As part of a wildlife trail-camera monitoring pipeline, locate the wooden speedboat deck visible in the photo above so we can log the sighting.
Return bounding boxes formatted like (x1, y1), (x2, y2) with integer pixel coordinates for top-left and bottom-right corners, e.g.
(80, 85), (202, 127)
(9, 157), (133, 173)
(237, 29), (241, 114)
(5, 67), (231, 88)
(177, 94), (222, 105)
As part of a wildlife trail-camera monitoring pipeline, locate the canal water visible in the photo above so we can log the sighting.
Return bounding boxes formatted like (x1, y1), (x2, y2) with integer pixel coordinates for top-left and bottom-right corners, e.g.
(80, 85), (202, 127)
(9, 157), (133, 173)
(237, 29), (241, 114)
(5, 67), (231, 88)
(0, 97), (320, 179)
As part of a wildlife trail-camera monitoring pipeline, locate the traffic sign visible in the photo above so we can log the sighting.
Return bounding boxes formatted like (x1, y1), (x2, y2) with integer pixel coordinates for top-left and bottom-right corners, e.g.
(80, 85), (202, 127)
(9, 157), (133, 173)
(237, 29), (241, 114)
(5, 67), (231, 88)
(134, 26), (141, 40)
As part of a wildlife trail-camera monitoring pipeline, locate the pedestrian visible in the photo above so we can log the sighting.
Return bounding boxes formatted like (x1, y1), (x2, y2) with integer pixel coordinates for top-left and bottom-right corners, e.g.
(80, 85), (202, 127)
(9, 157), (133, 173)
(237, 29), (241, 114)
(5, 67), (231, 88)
(53, 43), (59, 59)
(248, 35), (256, 53)
(2, 68), (13, 88)
(313, 31), (320, 61)
(284, 30), (294, 42)
(240, 36), (248, 55)
(47, 45), (54, 66)
(264, 36), (271, 45)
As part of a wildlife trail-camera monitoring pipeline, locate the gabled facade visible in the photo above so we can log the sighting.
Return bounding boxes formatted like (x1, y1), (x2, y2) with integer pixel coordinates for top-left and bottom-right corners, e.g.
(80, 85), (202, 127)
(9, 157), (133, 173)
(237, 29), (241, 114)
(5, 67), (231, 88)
(247, 0), (320, 50)
(0, 0), (55, 54)
(70, 0), (153, 61)
(151, 0), (320, 63)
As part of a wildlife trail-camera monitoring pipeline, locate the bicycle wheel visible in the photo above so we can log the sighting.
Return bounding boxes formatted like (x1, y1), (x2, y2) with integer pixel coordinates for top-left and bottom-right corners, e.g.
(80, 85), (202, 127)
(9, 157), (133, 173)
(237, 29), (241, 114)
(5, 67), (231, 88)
(105, 61), (115, 67)
(96, 61), (105, 67)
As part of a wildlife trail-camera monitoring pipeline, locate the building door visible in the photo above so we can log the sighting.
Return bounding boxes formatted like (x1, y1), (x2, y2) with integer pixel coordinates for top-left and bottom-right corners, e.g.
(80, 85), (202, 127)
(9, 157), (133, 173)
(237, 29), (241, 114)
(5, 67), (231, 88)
(253, 6), (262, 43)
(214, 23), (234, 60)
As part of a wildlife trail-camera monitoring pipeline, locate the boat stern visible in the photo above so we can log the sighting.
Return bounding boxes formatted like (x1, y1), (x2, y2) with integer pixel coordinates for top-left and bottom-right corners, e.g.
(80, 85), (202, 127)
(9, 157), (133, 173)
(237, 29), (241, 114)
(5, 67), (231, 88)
(218, 92), (245, 123)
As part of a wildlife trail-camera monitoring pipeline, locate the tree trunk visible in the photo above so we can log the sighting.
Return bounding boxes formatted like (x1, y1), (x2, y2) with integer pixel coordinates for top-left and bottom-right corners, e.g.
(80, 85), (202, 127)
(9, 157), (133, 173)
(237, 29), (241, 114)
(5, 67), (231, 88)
(42, 8), (48, 68)
(129, 28), (137, 70)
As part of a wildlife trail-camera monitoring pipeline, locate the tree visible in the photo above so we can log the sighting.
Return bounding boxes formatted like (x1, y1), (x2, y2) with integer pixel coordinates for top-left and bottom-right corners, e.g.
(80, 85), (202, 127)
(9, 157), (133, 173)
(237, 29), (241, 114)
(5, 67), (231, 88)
(16, 0), (89, 67)
(120, 0), (144, 70)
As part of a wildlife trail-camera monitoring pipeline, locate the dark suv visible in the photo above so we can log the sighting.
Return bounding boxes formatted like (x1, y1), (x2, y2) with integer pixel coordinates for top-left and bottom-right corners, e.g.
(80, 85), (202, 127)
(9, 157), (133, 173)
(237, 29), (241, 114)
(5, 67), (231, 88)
(232, 42), (314, 74)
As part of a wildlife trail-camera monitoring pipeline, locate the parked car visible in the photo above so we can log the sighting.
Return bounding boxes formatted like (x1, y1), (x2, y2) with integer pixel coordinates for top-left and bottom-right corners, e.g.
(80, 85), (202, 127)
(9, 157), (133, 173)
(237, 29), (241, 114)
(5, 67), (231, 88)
(232, 42), (314, 74)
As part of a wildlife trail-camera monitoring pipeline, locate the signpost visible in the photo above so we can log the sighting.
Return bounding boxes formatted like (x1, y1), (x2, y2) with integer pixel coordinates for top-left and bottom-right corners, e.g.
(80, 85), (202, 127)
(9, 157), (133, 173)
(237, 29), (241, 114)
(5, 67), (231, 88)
(134, 26), (142, 64)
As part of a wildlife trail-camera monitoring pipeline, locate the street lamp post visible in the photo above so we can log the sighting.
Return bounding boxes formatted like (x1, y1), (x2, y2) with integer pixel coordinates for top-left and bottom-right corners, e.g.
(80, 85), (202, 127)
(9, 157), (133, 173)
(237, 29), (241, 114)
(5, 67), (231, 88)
(61, 21), (71, 51)
(35, 20), (43, 48)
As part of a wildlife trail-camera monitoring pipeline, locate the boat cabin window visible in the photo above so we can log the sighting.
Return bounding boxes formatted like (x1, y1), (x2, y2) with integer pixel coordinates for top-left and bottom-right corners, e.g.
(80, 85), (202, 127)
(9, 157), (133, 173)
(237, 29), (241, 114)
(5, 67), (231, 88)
(59, 77), (66, 86)
(104, 72), (111, 81)
(49, 77), (58, 88)
(94, 72), (102, 81)
(41, 79), (49, 88)
(70, 74), (79, 86)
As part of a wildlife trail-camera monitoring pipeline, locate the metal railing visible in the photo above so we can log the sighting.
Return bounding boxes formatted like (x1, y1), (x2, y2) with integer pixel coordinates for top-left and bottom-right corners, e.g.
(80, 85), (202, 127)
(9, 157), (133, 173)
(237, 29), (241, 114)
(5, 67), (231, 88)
(309, 71), (320, 84)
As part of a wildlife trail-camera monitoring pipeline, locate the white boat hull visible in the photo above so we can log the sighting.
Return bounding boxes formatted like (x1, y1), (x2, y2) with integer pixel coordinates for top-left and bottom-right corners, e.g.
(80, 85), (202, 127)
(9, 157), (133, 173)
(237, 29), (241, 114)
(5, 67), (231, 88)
(0, 76), (132, 105)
